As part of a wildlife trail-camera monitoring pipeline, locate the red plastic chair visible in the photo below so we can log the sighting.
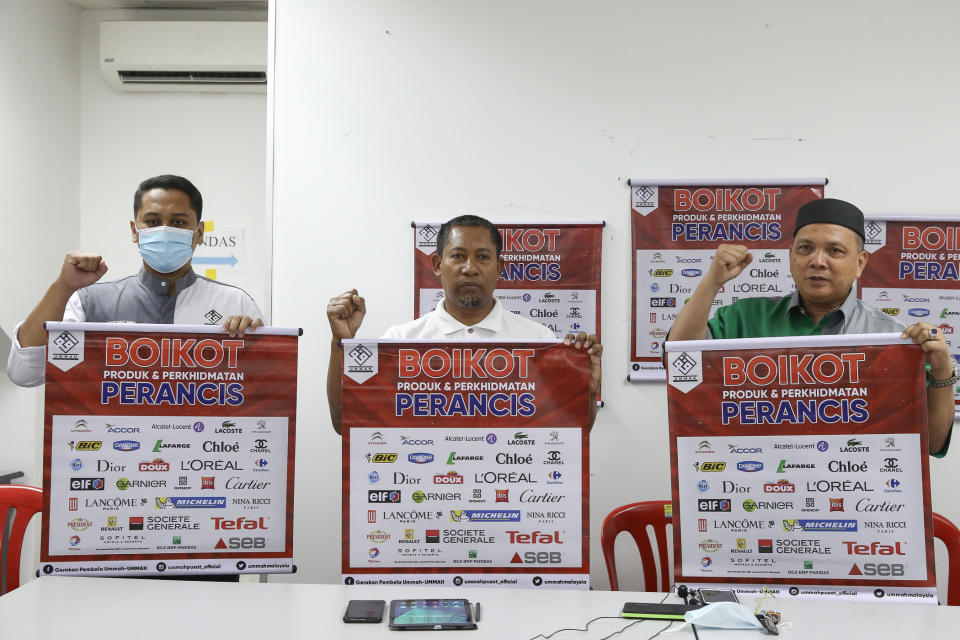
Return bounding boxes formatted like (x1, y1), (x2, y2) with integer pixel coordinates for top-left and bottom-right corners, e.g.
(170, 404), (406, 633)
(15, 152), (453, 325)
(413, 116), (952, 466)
(934, 512), (960, 606)
(601, 502), (960, 602)
(0, 485), (43, 595)
(601, 500), (672, 591)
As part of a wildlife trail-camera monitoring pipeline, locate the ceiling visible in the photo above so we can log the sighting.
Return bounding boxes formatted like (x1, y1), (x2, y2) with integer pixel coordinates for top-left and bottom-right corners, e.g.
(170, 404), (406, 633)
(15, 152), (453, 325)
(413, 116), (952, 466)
(65, 1), (267, 9)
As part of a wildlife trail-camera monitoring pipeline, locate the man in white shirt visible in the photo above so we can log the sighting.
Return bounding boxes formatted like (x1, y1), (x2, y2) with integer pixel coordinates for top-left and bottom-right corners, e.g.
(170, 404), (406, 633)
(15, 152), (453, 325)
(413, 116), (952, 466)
(8, 174), (263, 387)
(327, 215), (602, 434)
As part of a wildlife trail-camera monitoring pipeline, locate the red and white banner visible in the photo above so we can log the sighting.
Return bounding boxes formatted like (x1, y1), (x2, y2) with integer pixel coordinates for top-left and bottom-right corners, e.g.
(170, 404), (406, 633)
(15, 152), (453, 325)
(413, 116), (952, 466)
(629, 181), (825, 381)
(341, 340), (590, 589)
(413, 222), (603, 340)
(41, 322), (299, 577)
(860, 216), (960, 417)
(666, 334), (936, 603)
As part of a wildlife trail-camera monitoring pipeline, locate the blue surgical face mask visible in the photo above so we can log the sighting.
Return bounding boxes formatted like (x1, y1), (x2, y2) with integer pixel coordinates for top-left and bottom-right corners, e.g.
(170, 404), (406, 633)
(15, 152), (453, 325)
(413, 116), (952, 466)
(684, 602), (764, 630)
(137, 225), (199, 274)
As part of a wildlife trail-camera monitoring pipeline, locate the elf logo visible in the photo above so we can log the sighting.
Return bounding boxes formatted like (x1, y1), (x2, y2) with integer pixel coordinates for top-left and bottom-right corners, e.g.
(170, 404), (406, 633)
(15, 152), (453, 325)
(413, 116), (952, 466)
(510, 551), (562, 564)
(215, 537), (266, 550)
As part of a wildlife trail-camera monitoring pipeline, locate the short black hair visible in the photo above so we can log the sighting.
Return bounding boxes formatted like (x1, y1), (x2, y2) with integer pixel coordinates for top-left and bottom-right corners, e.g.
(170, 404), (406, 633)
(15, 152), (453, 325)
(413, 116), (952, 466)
(134, 175), (203, 221)
(436, 215), (502, 258)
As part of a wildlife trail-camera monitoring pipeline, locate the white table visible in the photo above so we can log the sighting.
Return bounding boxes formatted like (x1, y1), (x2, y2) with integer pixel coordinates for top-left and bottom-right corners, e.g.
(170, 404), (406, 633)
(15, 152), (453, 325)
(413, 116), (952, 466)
(0, 577), (957, 639)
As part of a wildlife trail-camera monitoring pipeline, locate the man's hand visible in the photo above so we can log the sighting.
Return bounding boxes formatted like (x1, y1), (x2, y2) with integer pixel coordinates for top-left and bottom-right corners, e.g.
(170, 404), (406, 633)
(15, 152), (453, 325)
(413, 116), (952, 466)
(221, 316), (263, 337)
(563, 332), (602, 429)
(57, 251), (108, 294)
(902, 322), (956, 455)
(327, 289), (366, 340)
(707, 244), (753, 288)
(901, 322), (953, 378)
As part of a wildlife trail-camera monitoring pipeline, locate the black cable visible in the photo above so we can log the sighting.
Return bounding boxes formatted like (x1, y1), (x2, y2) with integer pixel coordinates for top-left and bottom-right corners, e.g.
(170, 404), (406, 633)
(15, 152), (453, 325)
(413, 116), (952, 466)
(646, 620), (676, 640)
(526, 616), (640, 640)
(525, 585), (679, 640)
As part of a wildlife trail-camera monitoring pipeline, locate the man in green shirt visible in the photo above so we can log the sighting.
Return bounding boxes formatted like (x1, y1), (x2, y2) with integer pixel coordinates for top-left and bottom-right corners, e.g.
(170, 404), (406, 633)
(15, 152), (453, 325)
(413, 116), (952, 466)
(670, 198), (955, 456)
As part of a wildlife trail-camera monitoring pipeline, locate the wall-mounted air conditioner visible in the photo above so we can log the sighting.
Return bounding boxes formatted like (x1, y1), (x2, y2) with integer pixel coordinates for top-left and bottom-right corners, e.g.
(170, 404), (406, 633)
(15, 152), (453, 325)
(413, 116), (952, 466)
(100, 21), (267, 93)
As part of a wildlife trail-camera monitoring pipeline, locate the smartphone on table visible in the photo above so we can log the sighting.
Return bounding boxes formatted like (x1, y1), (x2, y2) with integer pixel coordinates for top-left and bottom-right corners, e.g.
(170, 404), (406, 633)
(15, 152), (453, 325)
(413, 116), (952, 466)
(343, 599), (386, 623)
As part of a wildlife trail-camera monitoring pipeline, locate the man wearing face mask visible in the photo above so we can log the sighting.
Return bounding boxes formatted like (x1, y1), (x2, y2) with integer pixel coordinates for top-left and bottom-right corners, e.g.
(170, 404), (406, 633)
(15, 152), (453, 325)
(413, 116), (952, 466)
(7, 174), (263, 388)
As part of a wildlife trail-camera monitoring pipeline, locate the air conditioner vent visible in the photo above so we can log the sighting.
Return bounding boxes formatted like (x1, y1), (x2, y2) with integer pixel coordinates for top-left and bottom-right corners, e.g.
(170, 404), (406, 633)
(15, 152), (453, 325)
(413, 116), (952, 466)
(118, 70), (266, 85)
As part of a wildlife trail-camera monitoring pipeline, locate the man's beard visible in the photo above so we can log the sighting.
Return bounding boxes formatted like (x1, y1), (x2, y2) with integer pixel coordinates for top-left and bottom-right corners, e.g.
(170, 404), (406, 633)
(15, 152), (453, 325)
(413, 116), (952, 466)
(453, 294), (483, 309)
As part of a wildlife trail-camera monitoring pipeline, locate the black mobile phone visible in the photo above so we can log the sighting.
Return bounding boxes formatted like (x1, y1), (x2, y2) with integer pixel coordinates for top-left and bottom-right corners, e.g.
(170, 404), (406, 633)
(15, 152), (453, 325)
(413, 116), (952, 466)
(343, 599), (386, 623)
(697, 589), (739, 604)
(622, 602), (703, 620)
(388, 598), (477, 630)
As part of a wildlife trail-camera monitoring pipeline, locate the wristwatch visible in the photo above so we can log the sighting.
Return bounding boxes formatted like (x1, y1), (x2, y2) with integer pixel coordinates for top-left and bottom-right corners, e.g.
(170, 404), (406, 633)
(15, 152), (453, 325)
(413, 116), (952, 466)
(930, 361), (960, 388)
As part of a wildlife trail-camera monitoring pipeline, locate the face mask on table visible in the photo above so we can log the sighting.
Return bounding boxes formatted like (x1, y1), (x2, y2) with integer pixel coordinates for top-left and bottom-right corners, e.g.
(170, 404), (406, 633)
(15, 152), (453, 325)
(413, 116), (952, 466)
(137, 225), (199, 273)
(684, 602), (764, 630)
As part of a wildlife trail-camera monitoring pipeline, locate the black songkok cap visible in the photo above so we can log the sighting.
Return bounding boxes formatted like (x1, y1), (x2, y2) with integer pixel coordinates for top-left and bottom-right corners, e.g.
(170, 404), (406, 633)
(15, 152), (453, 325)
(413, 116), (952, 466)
(794, 198), (865, 240)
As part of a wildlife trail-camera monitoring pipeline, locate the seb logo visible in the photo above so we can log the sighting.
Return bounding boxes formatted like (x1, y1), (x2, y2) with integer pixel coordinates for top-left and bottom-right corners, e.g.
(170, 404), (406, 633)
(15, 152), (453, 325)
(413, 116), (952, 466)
(506, 530), (562, 544)
(215, 537), (265, 550)
(510, 551), (562, 564)
(850, 563), (905, 577)
(211, 517), (268, 530)
(842, 541), (906, 556)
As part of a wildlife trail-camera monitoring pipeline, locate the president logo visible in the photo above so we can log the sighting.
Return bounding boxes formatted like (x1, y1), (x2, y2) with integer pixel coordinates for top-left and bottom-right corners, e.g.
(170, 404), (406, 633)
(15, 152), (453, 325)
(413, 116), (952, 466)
(154, 496), (226, 509)
(698, 499), (731, 512)
(408, 453), (434, 464)
(368, 490), (402, 503)
(113, 440), (140, 452)
(783, 519), (857, 532)
(70, 478), (104, 491)
(450, 510), (521, 522)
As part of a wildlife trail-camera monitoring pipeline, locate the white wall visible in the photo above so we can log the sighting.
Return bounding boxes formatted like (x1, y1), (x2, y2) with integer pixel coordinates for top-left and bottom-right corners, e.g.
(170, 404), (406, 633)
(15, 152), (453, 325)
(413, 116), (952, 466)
(78, 8), (268, 311)
(271, 0), (960, 597)
(1, 2), (267, 589)
(0, 0), (81, 589)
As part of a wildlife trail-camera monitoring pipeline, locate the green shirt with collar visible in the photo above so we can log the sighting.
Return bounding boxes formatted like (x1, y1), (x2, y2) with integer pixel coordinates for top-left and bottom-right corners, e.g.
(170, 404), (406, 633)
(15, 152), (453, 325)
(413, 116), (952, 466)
(706, 288), (951, 457)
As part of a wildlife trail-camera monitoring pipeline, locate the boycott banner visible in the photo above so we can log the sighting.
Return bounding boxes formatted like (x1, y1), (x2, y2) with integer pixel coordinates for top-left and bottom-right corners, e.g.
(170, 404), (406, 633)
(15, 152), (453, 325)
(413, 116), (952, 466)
(628, 180), (825, 382)
(41, 322), (299, 577)
(665, 334), (936, 603)
(859, 216), (960, 417)
(413, 222), (603, 339)
(341, 340), (590, 589)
